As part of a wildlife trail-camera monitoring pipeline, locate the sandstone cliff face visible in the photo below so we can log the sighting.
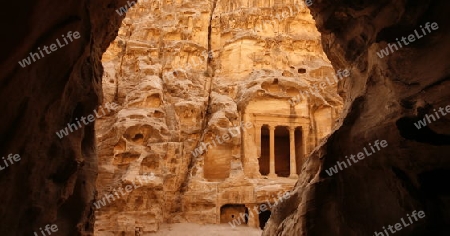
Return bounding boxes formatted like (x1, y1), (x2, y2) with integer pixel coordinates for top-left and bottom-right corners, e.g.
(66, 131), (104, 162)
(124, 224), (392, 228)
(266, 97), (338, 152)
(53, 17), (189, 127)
(263, 0), (450, 235)
(0, 0), (130, 235)
(95, 0), (343, 234)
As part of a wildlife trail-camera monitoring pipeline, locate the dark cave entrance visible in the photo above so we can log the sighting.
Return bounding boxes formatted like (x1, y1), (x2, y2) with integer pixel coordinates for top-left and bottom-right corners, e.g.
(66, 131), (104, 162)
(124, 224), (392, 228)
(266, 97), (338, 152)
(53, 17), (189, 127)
(220, 204), (248, 225)
(259, 209), (271, 229)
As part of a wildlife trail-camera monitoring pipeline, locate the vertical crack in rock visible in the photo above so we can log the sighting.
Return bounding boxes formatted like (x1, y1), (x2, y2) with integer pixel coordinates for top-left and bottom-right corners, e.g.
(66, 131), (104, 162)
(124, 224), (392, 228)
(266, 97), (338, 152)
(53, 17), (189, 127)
(202, 0), (218, 126)
(194, 0), (218, 154)
(207, 0), (217, 77)
(180, 0), (219, 195)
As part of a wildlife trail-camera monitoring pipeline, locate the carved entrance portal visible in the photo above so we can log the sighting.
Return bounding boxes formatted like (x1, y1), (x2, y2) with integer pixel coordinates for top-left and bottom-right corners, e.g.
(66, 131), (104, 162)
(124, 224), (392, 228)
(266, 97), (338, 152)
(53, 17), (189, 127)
(259, 209), (271, 229)
(258, 124), (304, 178)
(220, 204), (249, 225)
(253, 113), (309, 178)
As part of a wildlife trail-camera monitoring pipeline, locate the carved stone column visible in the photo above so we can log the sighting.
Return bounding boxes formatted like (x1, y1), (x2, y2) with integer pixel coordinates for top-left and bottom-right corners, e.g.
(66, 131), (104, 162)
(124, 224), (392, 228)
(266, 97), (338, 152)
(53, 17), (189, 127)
(245, 204), (260, 228)
(255, 124), (262, 157)
(268, 125), (277, 178)
(302, 126), (308, 160)
(289, 126), (298, 178)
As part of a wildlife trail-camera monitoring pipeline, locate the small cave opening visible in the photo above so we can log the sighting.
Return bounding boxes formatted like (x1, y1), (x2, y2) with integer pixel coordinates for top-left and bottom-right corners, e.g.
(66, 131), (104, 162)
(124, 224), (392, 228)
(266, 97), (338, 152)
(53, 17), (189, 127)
(259, 209), (271, 229)
(220, 204), (249, 225)
(131, 133), (144, 142)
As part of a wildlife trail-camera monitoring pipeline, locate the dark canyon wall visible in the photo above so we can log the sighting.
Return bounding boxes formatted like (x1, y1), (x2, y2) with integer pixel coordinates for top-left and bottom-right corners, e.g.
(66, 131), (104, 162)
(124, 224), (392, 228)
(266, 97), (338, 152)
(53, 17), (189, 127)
(0, 0), (129, 235)
(264, 0), (450, 235)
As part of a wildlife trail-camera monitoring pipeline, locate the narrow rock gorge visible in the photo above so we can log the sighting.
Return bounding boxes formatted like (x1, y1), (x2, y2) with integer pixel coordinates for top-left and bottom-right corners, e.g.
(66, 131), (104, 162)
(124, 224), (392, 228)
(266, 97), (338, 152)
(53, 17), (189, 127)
(0, 0), (449, 236)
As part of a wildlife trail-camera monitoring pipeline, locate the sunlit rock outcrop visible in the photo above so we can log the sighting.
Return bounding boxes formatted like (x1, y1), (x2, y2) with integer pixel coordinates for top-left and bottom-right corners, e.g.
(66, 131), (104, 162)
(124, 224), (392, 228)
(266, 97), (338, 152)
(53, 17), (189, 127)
(95, 0), (343, 234)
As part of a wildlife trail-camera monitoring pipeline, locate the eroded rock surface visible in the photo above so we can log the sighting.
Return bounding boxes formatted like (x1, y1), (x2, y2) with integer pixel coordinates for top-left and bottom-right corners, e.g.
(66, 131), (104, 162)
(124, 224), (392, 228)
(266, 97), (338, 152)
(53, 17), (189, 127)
(95, 0), (343, 234)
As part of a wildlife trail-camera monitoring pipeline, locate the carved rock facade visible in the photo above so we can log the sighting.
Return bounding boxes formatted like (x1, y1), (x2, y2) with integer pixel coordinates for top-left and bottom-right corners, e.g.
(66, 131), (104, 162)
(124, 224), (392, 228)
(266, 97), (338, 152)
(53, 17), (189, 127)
(95, 0), (343, 234)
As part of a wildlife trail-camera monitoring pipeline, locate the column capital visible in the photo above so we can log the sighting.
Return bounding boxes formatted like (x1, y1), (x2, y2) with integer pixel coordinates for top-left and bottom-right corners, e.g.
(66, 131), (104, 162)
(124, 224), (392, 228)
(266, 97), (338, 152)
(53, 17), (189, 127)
(269, 125), (276, 131)
(289, 126), (296, 132)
